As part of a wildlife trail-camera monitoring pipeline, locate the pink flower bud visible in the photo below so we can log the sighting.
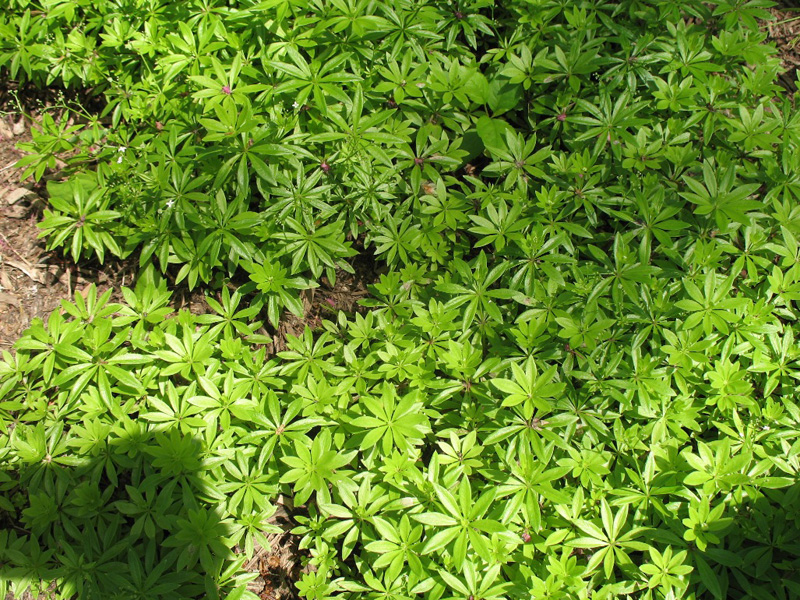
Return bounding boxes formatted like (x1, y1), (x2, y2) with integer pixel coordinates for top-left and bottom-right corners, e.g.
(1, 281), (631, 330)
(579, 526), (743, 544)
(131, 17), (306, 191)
(221, 85), (232, 95)
(521, 532), (531, 543)
(320, 161), (331, 173)
(557, 113), (567, 122)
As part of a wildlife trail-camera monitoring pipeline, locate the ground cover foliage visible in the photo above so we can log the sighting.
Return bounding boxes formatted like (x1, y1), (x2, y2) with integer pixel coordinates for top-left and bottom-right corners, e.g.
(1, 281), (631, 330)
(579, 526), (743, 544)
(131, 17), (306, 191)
(1, 0), (800, 598)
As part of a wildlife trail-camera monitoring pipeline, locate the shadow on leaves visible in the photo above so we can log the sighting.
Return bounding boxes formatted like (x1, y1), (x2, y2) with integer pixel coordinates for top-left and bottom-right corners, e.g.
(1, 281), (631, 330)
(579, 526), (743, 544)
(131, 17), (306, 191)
(0, 425), (242, 600)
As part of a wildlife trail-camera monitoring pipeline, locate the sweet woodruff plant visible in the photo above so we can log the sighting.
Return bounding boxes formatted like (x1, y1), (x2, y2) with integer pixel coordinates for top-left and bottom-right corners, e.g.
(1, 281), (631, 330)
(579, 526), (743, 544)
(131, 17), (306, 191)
(1, 1), (799, 599)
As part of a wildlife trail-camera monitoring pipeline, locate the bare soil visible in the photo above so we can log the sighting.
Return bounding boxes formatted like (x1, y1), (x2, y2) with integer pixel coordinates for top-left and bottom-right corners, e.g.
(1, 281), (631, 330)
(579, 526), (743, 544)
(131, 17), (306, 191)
(0, 83), (136, 350)
(0, 110), (129, 351)
(265, 252), (375, 355)
(765, 7), (800, 91)
(243, 498), (307, 600)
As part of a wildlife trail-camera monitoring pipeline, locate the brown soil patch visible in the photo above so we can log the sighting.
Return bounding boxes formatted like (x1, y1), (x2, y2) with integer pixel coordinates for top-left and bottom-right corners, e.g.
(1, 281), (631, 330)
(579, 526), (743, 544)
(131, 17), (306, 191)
(765, 7), (800, 91)
(265, 252), (377, 355)
(0, 114), (74, 349)
(3, 585), (55, 600)
(243, 499), (306, 600)
(0, 202), (137, 351)
(0, 88), (135, 350)
(0, 142), (136, 351)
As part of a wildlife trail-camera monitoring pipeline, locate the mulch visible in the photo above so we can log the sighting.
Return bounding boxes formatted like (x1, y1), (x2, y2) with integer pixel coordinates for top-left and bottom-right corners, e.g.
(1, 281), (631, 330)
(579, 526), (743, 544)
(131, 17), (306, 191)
(242, 497), (307, 600)
(265, 252), (375, 356)
(0, 111), (111, 352)
(765, 7), (800, 91)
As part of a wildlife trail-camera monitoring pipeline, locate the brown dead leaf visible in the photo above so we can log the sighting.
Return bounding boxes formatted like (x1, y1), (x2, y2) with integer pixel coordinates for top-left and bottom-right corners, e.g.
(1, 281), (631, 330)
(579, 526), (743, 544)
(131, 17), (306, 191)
(0, 119), (12, 140)
(4, 259), (44, 283)
(0, 292), (18, 306)
(276, 494), (294, 511)
(3, 187), (37, 205)
(0, 270), (12, 289)
(12, 118), (26, 137)
(2, 204), (29, 219)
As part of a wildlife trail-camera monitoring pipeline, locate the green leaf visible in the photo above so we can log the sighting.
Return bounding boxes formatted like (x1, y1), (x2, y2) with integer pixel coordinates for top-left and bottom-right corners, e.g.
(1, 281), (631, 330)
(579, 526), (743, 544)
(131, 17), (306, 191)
(476, 116), (513, 155)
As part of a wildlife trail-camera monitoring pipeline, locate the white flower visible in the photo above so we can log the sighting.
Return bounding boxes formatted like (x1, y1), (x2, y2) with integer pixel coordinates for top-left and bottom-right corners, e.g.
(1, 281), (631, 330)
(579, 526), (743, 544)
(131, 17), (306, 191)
(762, 425), (770, 431)
(166, 199), (175, 208)
(118, 146), (126, 153)
(292, 101), (300, 109)
(117, 155), (123, 164)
